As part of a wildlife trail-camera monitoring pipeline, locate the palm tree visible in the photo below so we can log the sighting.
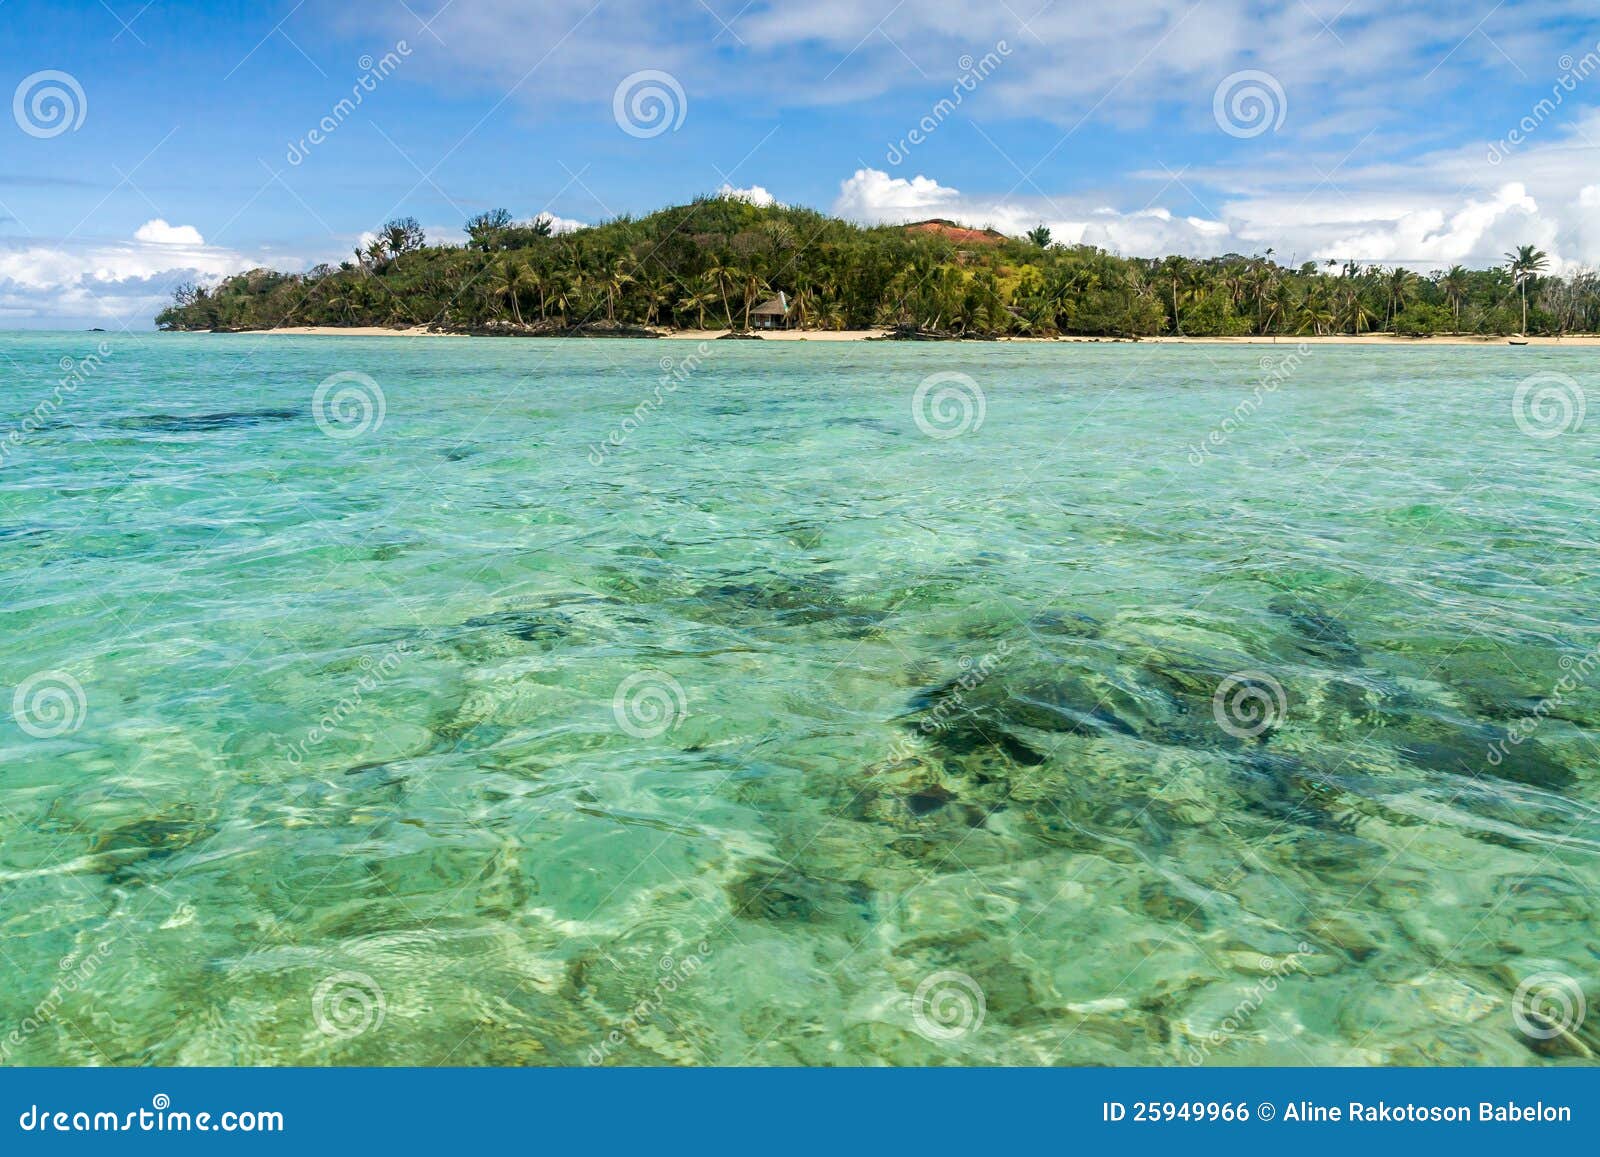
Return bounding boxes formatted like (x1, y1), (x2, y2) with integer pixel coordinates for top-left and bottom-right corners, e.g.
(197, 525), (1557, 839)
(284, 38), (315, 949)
(1263, 279), (1296, 335)
(1160, 256), (1190, 333)
(1297, 293), (1335, 335)
(676, 276), (717, 329)
(1340, 288), (1375, 335)
(637, 273), (672, 328)
(548, 272), (577, 323)
(525, 266), (549, 319)
(789, 286), (818, 330)
(601, 256), (634, 322)
(1439, 265), (1470, 332)
(1385, 267), (1418, 330)
(381, 218), (424, 261)
(739, 271), (771, 330)
(1504, 244), (1549, 334)
(490, 257), (528, 324)
(704, 259), (739, 328)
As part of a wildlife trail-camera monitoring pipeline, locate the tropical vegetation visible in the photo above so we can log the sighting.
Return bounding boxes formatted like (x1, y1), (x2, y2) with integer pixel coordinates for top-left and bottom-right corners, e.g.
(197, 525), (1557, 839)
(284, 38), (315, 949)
(156, 198), (1595, 338)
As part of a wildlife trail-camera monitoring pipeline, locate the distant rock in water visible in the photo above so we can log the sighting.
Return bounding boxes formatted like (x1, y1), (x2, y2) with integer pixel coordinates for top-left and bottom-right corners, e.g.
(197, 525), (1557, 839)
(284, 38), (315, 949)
(681, 571), (886, 636)
(463, 609), (575, 646)
(727, 865), (871, 923)
(114, 409), (298, 432)
(1398, 729), (1574, 791)
(897, 648), (1197, 777)
(1231, 752), (1359, 834)
(89, 809), (217, 885)
(1268, 594), (1362, 666)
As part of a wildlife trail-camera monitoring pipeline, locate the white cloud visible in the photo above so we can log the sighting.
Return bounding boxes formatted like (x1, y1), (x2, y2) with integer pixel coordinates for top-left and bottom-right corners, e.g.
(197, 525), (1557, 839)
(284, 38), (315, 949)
(0, 223), (251, 327)
(538, 213), (587, 235)
(132, 219), (206, 246)
(717, 183), (777, 207)
(335, 0), (1593, 143)
(292, 0), (1599, 289)
(833, 103), (1600, 272)
(834, 169), (960, 218)
(1312, 184), (1543, 267)
(834, 168), (1237, 254)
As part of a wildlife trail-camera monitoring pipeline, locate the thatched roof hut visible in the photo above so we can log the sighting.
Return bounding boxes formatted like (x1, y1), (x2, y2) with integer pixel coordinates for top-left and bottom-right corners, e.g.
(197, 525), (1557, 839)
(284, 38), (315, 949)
(750, 291), (792, 329)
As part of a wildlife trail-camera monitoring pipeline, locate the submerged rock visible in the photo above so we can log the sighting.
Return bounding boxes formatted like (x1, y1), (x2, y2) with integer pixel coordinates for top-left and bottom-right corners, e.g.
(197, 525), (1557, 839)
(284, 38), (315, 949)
(1229, 753), (1359, 834)
(88, 809), (218, 884)
(1396, 726), (1573, 791)
(1003, 678), (1142, 739)
(912, 717), (1049, 769)
(905, 783), (957, 817)
(1025, 610), (1103, 639)
(726, 865), (872, 923)
(683, 572), (886, 635)
(1268, 595), (1362, 666)
(114, 409), (298, 432)
(463, 609), (576, 646)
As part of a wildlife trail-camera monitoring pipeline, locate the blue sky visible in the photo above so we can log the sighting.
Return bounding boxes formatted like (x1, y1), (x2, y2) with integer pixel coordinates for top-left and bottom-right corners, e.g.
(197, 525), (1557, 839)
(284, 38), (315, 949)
(2, 0), (1599, 326)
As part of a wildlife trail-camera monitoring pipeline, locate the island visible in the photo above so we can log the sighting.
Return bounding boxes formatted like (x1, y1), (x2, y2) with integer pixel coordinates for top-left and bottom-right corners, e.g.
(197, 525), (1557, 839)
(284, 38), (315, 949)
(156, 195), (1593, 342)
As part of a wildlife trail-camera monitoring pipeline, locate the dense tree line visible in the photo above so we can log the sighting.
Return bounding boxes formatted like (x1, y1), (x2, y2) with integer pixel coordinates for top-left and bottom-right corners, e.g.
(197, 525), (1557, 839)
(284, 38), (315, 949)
(156, 197), (1600, 337)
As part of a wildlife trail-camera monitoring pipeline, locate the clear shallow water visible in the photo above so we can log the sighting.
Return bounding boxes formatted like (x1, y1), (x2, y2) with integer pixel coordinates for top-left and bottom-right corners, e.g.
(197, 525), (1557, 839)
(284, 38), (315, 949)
(2, 331), (1598, 1066)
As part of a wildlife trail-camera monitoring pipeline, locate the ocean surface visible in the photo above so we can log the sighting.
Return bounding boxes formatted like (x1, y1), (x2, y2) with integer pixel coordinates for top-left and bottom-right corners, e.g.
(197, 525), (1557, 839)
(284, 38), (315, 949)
(2, 331), (1597, 1066)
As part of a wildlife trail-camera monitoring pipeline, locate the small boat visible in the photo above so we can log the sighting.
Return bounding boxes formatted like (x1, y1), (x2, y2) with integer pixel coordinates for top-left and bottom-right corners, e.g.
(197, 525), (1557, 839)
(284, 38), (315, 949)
(1508, 338), (1529, 345)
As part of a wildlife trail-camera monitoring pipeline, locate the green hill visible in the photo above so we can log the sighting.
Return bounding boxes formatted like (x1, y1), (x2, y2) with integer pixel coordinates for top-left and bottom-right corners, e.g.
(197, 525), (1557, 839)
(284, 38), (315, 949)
(155, 195), (1591, 338)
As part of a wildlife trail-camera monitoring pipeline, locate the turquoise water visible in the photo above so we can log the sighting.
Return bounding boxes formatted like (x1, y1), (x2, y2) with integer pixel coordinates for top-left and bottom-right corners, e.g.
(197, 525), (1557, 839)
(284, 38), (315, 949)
(2, 331), (1597, 1065)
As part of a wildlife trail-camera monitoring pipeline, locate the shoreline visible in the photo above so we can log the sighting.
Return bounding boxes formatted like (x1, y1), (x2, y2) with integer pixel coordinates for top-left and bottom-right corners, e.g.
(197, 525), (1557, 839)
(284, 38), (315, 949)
(240, 325), (1600, 346)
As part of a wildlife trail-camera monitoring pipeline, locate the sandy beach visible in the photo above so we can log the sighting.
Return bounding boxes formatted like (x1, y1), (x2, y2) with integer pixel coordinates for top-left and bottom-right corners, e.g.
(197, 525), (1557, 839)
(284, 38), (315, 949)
(261, 325), (469, 337)
(249, 325), (1600, 345)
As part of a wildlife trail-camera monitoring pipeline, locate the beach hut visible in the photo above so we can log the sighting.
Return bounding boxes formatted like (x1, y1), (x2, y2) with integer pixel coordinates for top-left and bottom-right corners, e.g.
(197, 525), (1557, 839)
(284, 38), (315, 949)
(750, 291), (793, 330)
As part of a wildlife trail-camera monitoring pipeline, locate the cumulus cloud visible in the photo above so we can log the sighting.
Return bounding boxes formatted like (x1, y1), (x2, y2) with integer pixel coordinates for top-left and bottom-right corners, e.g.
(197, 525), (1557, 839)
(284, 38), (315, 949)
(833, 102), (1600, 273)
(291, 0), (1600, 285)
(132, 219), (207, 246)
(834, 169), (960, 218)
(834, 168), (1246, 255)
(717, 183), (778, 207)
(538, 213), (587, 235)
(0, 221), (250, 327)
